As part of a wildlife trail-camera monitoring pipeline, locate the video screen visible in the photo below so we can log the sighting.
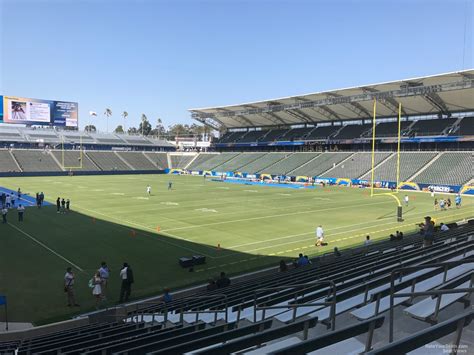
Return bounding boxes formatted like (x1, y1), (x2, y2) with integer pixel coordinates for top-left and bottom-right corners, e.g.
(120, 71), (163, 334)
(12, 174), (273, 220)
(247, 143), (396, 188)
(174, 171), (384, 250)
(1, 96), (78, 127)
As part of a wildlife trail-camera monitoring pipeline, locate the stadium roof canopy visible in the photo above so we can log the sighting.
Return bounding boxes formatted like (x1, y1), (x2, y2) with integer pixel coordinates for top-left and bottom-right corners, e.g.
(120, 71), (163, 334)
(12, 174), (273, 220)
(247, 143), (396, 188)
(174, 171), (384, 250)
(189, 69), (474, 130)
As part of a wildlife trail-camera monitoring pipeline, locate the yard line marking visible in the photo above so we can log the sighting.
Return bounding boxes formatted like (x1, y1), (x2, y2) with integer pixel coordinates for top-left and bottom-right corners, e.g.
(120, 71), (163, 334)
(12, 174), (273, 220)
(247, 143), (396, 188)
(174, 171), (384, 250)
(111, 192), (125, 195)
(8, 223), (84, 272)
(215, 209), (473, 257)
(224, 204), (474, 250)
(162, 200), (392, 232)
(134, 197), (149, 200)
(72, 204), (218, 258)
(244, 190), (258, 193)
(278, 193), (292, 196)
(160, 202), (179, 206)
(195, 208), (218, 213)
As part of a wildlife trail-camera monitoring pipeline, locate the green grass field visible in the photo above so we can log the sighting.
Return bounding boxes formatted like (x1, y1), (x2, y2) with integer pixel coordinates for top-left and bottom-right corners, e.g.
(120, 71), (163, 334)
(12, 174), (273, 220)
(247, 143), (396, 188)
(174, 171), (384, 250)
(0, 174), (472, 324)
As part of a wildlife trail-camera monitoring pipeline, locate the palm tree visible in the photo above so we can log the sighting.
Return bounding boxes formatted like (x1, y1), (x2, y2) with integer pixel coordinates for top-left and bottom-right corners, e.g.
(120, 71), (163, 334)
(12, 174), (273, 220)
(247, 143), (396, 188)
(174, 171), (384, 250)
(104, 108), (112, 132)
(121, 111), (128, 133)
(141, 114), (147, 136)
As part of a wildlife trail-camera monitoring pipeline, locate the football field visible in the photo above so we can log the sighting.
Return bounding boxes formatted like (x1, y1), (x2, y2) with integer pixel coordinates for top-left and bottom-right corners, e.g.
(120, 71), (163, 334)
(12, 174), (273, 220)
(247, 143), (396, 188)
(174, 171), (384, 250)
(0, 174), (472, 324)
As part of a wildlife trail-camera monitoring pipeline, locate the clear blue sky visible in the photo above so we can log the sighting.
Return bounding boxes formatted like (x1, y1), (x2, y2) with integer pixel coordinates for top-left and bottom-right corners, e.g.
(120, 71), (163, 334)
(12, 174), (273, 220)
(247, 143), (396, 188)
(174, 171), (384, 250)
(1, 0), (472, 132)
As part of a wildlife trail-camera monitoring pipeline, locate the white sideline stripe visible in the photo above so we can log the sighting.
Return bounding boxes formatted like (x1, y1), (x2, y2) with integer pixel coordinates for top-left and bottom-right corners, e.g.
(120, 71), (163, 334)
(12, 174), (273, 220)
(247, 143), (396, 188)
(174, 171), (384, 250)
(161, 200), (392, 232)
(225, 209), (474, 251)
(225, 206), (470, 249)
(8, 223), (84, 272)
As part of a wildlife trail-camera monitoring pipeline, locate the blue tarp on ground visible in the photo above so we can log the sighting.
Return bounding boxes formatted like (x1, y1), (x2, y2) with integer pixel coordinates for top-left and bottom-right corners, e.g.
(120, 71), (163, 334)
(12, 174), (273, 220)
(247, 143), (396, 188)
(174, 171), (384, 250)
(0, 187), (53, 207)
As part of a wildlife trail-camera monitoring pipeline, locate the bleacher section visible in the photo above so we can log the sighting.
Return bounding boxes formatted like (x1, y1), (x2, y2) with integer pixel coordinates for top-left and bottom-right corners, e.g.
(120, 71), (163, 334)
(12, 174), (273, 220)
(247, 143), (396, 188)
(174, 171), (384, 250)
(410, 118), (457, 136)
(0, 127), (24, 142)
(86, 151), (132, 171)
(51, 150), (100, 171)
(143, 152), (169, 169)
(0, 150), (20, 172)
(321, 152), (391, 179)
(117, 152), (159, 170)
(238, 153), (287, 173)
(187, 153), (220, 171)
(238, 130), (268, 143)
(290, 152), (352, 177)
(334, 124), (372, 140)
(360, 152), (437, 182)
(170, 154), (195, 169)
(264, 153), (319, 175)
(414, 152), (473, 186)
(4, 224), (471, 354)
(373, 121), (411, 137)
(12, 150), (62, 172)
(453, 116), (474, 136)
(214, 153), (266, 172)
(305, 125), (339, 140)
(189, 152), (240, 171)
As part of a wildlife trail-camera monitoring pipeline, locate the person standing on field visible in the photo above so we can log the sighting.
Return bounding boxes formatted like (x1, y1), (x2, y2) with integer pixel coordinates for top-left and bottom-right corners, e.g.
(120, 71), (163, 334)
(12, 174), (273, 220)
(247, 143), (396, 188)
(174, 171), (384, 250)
(17, 204), (25, 222)
(119, 263), (134, 303)
(99, 261), (110, 300)
(404, 195), (409, 206)
(56, 197), (61, 213)
(64, 267), (79, 307)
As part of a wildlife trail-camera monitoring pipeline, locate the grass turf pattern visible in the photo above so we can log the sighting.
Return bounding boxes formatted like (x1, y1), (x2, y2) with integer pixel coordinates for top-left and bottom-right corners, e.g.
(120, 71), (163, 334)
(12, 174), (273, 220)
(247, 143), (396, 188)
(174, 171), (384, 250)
(0, 174), (472, 324)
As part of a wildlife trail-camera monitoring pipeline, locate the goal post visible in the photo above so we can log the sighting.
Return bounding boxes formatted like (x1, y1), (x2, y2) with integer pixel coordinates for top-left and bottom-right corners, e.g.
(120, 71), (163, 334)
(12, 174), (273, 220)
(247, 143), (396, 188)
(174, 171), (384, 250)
(61, 134), (83, 170)
(370, 99), (403, 221)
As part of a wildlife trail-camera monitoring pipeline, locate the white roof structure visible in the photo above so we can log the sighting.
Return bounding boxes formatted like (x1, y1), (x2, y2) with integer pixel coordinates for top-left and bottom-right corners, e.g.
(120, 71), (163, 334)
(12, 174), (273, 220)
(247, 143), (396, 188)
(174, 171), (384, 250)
(189, 70), (474, 129)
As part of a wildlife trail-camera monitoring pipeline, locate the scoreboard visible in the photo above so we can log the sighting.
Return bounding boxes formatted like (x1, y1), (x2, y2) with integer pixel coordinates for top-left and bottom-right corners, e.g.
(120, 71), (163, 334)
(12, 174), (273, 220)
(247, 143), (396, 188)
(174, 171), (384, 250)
(0, 95), (78, 128)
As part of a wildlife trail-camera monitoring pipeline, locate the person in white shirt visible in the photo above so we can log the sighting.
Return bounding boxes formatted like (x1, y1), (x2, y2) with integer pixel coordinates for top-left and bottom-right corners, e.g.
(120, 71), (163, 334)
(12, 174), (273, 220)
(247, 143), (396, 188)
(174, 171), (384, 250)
(92, 271), (102, 309)
(364, 235), (371, 246)
(5, 195), (11, 208)
(146, 185), (151, 195)
(99, 261), (110, 300)
(404, 195), (409, 206)
(315, 225), (324, 246)
(17, 204), (25, 222)
(1, 207), (7, 224)
(119, 262), (133, 302)
(64, 267), (79, 307)
(440, 223), (449, 232)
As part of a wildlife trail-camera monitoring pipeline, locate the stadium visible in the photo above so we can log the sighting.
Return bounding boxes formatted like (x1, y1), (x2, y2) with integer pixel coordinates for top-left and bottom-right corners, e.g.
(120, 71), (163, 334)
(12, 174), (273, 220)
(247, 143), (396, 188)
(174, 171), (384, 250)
(0, 1), (473, 354)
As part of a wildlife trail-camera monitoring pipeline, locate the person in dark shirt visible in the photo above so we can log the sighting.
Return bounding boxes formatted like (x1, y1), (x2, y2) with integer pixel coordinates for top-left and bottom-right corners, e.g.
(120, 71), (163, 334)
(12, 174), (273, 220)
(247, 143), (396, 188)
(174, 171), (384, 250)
(334, 247), (341, 257)
(61, 198), (66, 214)
(66, 199), (70, 211)
(56, 197), (61, 213)
(161, 288), (173, 303)
(216, 272), (230, 288)
(279, 260), (288, 272)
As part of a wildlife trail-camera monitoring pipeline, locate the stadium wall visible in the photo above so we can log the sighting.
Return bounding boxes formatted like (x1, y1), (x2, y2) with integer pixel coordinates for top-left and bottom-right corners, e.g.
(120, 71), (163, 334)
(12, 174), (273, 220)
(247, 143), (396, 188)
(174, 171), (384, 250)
(0, 169), (167, 178)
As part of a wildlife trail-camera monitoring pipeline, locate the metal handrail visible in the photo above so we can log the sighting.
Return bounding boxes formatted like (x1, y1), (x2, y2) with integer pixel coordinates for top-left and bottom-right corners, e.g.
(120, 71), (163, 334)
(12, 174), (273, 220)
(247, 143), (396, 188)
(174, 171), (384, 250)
(252, 281), (336, 330)
(388, 259), (473, 342)
(177, 294), (229, 325)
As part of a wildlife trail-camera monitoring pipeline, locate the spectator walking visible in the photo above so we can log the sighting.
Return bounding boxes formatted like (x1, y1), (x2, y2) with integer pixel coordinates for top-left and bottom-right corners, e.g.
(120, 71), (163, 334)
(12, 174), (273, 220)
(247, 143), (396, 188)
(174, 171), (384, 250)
(17, 204), (25, 222)
(99, 262), (110, 300)
(216, 272), (230, 288)
(119, 263), (134, 302)
(64, 267), (79, 307)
